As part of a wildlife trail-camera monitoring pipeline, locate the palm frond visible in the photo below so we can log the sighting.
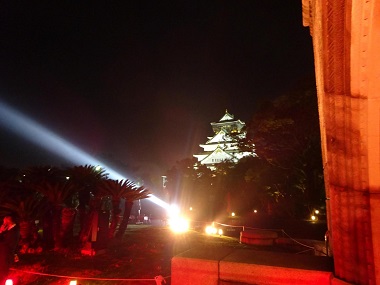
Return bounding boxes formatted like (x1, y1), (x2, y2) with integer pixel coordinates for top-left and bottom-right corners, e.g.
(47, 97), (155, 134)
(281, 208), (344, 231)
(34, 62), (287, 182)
(97, 179), (150, 201)
(32, 180), (77, 207)
(0, 195), (46, 221)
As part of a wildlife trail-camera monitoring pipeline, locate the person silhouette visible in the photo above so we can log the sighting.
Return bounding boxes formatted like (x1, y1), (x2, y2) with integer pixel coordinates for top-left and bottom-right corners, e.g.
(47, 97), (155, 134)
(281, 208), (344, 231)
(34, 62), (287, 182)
(0, 216), (20, 284)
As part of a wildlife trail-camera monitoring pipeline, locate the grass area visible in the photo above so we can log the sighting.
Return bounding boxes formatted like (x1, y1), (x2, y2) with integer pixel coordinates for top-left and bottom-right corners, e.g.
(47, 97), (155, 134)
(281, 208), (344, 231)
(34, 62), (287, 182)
(9, 225), (250, 285)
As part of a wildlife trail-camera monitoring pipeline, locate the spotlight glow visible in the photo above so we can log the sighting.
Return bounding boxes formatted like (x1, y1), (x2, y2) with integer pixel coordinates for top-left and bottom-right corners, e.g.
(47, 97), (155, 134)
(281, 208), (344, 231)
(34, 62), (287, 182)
(205, 225), (216, 235)
(205, 223), (223, 236)
(0, 101), (170, 210)
(169, 216), (189, 233)
(167, 204), (180, 217)
(0, 101), (124, 180)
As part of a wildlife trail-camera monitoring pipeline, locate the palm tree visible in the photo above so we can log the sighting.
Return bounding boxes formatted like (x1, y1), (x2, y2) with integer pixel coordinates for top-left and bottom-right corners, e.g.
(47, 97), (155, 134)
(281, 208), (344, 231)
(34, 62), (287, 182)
(116, 184), (150, 239)
(0, 194), (46, 241)
(97, 179), (149, 239)
(32, 180), (77, 250)
(65, 165), (108, 235)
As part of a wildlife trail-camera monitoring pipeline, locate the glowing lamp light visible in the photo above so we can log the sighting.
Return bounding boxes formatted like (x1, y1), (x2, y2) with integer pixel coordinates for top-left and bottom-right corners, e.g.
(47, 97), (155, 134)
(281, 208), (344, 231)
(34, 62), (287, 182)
(314, 209), (320, 214)
(311, 215), (318, 221)
(205, 225), (213, 235)
(205, 223), (223, 236)
(169, 217), (189, 233)
(5, 279), (13, 285)
(69, 281), (77, 285)
(167, 204), (180, 218)
(205, 225), (215, 234)
(253, 209), (258, 213)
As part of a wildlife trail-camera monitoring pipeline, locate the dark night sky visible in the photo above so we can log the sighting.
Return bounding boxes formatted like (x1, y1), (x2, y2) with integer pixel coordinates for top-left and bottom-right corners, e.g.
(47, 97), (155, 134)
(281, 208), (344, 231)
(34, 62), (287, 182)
(0, 1), (315, 180)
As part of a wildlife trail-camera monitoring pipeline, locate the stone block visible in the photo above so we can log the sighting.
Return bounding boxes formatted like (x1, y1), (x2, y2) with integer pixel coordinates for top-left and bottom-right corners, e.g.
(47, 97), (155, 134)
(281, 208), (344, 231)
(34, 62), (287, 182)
(171, 246), (233, 285)
(331, 277), (355, 285)
(240, 229), (278, 246)
(219, 248), (333, 285)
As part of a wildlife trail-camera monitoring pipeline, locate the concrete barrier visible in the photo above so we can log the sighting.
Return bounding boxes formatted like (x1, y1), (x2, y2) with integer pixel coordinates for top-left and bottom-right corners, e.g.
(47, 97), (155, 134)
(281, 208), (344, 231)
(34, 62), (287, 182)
(171, 246), (334, 285)
(275, 237), (327, 256)
(219, 248), (333, 285)
(240, 229), (279, 246)
(171, 246), (234, 285)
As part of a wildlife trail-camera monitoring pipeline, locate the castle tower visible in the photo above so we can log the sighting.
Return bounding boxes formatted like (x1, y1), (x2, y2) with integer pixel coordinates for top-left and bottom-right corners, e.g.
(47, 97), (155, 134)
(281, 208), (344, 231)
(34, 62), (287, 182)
(193, 110), (255, 170)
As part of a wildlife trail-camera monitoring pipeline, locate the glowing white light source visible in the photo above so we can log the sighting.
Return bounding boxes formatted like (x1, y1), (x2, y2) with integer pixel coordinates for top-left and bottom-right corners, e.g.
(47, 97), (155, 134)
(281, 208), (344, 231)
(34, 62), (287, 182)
(253, 209), (258, 213)
(205, 225), (218, 235)
(69, 281), (77, 285)
(5, 279), (13, 285)
(167, 204), (180, 218)
(311, 215), (317, 221)
(314, 209), (320, 214)
(231, 212), (236, 217)
(169, 216), (189, 233)
(205, 222), (223, 236)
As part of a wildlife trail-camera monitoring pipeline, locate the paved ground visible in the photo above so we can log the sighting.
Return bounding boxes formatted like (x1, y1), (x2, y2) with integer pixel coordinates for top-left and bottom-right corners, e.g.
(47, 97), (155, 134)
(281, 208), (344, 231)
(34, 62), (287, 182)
(7, 218), (328, 285)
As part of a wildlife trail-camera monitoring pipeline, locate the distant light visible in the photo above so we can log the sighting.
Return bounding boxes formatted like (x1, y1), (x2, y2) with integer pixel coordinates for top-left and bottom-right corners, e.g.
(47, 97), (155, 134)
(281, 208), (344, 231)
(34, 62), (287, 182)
(167, 204), (180, 218)
(66, 176), (70, 180)
(95, 165), (102, 172)
(205, 225), (217, 235)
(314, 209), (320, 214)
(253, 209), (258, 213)
(5, 279), (13, 285)
(69, 281), (77, 285)
(205, 223), (223, 236)
(231, 212), (235, 217)
(169, 217), (189, 233)
(311, 215), (317, 221)
(189, 207), (193, 211)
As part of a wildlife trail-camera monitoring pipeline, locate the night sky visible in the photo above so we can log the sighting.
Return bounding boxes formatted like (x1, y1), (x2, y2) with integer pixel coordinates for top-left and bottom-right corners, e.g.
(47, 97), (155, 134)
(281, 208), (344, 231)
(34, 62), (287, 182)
(0, 1), (315, 180)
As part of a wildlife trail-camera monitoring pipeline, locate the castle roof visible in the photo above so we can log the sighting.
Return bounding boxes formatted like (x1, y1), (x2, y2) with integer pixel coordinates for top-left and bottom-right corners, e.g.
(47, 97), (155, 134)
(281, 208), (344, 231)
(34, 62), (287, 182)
(219, 109), (234, 121)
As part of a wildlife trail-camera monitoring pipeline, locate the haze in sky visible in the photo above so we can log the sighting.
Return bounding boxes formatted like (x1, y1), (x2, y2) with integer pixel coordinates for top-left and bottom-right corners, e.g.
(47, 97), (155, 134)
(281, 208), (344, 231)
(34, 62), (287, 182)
(0, 1), (315, 181)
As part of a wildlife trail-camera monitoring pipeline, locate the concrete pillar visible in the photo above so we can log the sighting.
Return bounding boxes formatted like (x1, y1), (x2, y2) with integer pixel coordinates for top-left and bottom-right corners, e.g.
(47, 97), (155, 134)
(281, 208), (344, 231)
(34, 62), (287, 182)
(302, 0), (380, 284)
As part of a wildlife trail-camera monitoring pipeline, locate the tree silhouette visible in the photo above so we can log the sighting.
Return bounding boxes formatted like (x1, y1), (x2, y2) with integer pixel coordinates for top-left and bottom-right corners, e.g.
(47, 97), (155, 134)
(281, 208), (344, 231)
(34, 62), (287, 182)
(246, 79), (325, 217)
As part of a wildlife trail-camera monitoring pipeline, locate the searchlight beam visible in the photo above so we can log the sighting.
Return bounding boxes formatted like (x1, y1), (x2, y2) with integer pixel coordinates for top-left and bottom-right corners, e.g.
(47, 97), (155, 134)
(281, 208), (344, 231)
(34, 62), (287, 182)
(0, 100), (169, 209)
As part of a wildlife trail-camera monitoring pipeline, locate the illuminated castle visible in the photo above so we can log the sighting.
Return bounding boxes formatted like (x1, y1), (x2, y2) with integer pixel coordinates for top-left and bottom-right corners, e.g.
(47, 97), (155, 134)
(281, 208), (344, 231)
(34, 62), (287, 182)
(193, 110), (255, 170)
